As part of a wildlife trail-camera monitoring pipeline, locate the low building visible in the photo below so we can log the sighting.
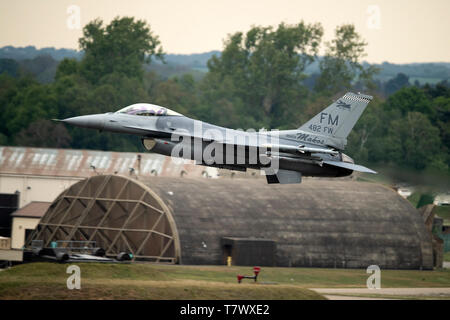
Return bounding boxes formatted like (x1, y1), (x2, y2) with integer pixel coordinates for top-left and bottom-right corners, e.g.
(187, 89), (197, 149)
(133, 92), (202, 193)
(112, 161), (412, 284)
(10, 201), (50, 249)
(434, 193), (450, 206)
(0, 201), (49, 262)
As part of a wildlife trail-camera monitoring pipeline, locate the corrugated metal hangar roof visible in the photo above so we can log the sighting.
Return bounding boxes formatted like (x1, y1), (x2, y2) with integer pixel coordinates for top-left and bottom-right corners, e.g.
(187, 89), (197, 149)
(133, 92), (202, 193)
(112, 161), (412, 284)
(30, 175), (433, 269)
(0, 146), (209, 178)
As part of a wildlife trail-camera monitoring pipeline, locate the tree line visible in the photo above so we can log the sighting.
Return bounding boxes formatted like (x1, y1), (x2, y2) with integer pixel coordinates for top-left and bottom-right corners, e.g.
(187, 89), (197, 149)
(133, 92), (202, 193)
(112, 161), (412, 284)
(0, 17), (448, 179)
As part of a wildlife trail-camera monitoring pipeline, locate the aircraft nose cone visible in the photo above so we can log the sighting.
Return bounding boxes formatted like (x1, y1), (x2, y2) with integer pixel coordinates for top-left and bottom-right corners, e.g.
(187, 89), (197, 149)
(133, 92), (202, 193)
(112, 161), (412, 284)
(61, 114), (106, 130)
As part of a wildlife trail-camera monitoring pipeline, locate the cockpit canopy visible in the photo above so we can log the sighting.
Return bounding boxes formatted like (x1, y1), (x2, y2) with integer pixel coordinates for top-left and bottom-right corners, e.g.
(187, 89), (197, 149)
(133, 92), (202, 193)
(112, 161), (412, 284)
(116, 103), (183, 117)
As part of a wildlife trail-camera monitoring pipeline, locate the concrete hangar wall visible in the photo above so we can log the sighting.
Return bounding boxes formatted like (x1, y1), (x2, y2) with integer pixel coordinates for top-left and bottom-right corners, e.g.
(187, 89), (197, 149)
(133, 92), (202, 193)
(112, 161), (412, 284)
(30, 174), (434, 270)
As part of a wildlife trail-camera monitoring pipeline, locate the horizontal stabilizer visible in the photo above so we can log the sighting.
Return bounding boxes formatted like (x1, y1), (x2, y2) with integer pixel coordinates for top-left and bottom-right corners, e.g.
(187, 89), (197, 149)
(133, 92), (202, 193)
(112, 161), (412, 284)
(323, 161), (377, 174)
(265, 169), (302, 184)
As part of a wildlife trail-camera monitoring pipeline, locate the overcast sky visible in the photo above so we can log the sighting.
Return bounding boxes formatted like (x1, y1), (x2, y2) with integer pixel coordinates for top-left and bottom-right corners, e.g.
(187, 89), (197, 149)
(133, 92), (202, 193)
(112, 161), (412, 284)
(0, 0), (449, 63)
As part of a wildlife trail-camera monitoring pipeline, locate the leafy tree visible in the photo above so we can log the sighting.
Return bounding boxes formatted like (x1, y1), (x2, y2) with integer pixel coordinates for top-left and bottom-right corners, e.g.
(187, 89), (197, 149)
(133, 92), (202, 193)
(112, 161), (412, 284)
(15, 119), (72, 148)
(423, 80), (450, 99)
(386, 112), (440, 170)
(19, 55), (59, 83)
(0, 133), (7, 145)
(416, 193), (435, 208)
(432, 95), (450, 170)
(0, 75), (38, 124)
(152, 78), (195, 116)
(3, 81), (57, 135)
(45, 16), (167, 152)
(79, 17), (165, 84)
(346, 97), (384, 163)
(384, 73), (410, 96)
(315, 24), (378, 94)
(345, 85), (449, 175)
(0, 74), (20, 137)
(198, 72), (252, 128)
(55, 58), (79, 80)
(95, 72), (150, 110)
(0, 59), (20, 77)
(384, 86), (434, 117)
(204, 22), (323, 129)
(52, 73), (91, 119)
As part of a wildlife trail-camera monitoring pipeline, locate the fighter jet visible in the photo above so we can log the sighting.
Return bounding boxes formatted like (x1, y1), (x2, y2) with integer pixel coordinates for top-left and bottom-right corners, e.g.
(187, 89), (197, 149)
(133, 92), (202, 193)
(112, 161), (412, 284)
(59, 92), (376, 184)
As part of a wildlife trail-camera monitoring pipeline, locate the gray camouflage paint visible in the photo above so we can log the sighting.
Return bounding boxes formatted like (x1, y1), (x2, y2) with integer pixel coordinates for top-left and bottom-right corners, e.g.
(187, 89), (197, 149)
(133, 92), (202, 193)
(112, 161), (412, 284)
(60, 92), (376, 184)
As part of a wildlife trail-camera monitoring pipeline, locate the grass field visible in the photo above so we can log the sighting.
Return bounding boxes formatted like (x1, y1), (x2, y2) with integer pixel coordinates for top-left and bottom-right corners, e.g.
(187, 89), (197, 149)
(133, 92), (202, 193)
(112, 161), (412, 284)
(434, 206), (450, 220)
(0, 263), (449, 300)
(445, 252), (450, 262)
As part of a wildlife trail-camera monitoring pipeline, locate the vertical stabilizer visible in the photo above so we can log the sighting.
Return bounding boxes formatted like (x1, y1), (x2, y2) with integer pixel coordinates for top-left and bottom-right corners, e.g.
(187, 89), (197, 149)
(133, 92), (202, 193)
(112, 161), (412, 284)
(298, 92), (372, 146)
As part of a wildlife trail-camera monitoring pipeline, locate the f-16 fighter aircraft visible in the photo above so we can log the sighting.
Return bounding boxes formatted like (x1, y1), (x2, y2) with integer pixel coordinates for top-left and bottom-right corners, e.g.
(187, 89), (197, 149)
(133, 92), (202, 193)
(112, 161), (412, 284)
(59, 92), (376, 184)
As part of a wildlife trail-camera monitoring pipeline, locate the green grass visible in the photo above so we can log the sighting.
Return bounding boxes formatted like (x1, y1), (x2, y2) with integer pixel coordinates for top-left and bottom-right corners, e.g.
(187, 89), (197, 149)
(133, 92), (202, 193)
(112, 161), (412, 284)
(444, 252), (450, 262)
(0, 263), (324, 300)
(149, 264), (450, 288)
(0, 263), (449, 300)
(407, 192), (422, 208)
(434, 206), (450, 220)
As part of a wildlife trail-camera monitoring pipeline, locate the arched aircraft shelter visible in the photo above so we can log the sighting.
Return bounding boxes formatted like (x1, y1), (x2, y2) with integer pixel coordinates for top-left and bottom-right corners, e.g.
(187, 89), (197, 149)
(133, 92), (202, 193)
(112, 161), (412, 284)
(30, 175), (433, 269)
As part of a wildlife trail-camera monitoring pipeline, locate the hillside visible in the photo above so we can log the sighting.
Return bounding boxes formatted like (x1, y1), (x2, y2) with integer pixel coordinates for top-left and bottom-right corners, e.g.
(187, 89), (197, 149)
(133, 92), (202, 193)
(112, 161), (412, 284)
(0, 46), (448, 84)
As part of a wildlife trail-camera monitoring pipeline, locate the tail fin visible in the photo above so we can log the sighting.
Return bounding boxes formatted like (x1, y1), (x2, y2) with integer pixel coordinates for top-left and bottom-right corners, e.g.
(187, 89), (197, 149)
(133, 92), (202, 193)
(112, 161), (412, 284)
(298, 92), (372, 147)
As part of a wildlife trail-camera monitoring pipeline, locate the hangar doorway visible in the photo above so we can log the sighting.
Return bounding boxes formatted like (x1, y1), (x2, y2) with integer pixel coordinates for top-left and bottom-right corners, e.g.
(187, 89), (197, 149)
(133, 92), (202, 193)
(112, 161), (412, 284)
(0, 193), (19, 237)
(29, 175), (181, 263)
(221, 237), (276, 266)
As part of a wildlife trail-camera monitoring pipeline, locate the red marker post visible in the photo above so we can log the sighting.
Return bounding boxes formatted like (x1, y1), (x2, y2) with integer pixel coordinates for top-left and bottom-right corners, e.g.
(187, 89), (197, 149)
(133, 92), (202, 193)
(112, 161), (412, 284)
(253, 267), (261, 282)
(237, 267), (261, 283)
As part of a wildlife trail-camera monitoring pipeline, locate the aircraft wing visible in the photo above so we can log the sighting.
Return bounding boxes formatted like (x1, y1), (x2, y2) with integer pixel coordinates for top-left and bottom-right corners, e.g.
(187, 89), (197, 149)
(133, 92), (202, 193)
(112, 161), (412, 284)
(323, 160), (377, 174)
